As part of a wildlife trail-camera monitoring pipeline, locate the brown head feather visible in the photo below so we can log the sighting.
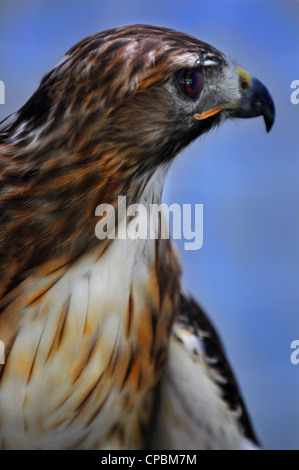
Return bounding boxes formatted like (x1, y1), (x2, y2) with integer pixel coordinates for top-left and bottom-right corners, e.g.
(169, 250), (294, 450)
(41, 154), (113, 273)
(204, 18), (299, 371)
(0, 25), (228, 297)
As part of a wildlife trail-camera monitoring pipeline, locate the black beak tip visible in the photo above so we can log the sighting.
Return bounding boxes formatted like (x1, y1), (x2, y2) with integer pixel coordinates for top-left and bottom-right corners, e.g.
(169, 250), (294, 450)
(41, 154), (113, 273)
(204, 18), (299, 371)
(255, 78), (275, 133)
(264, 102), (275, 133)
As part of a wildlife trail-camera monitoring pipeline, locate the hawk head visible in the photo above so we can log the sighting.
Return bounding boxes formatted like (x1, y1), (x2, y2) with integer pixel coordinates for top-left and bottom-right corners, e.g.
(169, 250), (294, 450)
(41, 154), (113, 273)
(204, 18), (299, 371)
(0, 25), (274, 293)
(1, 24), (274, 172)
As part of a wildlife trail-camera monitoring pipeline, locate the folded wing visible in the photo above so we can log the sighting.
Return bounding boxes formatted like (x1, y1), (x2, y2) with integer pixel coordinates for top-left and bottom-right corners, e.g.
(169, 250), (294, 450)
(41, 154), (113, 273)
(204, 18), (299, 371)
(150, 292), (260, 450)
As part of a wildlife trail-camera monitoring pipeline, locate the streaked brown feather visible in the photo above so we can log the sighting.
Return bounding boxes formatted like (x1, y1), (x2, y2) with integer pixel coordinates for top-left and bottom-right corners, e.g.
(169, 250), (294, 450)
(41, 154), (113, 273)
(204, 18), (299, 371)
(0, 24), (257, 449)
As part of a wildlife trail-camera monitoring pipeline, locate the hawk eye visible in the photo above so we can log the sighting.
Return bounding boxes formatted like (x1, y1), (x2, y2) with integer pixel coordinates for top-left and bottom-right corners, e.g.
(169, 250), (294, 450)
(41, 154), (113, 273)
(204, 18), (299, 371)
(181, 70), (203, 98)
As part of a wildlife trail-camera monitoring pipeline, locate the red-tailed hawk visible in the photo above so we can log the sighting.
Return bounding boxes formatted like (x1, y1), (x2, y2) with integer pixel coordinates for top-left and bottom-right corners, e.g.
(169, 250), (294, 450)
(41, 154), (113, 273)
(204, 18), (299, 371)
(0, 25), (274, 450)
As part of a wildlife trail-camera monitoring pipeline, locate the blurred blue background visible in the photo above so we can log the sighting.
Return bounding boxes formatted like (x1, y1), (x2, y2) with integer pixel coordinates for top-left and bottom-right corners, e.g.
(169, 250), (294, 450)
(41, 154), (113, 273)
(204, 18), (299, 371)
(0, 0), (298, 450)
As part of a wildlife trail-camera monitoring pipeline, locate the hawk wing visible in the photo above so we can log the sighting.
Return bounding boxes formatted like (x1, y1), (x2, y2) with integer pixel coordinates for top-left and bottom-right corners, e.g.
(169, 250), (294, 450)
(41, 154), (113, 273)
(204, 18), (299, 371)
(150, 292), (260, 450)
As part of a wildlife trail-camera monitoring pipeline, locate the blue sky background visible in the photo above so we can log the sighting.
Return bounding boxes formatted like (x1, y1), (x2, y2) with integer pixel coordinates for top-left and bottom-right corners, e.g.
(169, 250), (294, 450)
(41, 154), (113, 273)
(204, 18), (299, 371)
(0, 0), (298, 450)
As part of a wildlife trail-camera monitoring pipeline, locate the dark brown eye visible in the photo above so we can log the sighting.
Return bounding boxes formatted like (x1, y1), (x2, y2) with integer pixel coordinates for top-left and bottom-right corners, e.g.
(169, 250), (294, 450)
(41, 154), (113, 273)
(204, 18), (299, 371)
(181, 70), (204, 98)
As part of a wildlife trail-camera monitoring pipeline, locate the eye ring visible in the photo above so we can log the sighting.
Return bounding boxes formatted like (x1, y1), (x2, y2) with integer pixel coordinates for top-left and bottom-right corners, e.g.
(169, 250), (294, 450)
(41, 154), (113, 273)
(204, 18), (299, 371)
(180, 70), (204, 98)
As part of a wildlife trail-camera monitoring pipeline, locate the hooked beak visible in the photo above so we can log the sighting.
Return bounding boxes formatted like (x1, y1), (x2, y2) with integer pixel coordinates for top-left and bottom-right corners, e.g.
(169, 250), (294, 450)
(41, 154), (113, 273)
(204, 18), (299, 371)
(233, 66), (275, 132)
(194, 66), (275, 132)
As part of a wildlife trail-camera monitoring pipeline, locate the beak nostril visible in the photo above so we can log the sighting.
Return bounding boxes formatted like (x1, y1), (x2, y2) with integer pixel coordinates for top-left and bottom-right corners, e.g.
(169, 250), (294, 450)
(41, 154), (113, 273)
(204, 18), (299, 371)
(240, 79), (250, 91)
(236, 66), (252, 92)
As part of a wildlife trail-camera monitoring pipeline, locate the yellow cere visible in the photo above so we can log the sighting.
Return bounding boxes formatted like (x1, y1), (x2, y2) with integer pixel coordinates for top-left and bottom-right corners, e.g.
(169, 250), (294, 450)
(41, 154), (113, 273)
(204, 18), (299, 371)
(235, 66), (252, 89)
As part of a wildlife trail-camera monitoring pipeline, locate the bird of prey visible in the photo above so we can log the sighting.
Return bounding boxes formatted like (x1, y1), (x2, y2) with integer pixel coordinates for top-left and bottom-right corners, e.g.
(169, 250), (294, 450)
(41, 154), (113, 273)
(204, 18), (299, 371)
(0, 25), (274, 450)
